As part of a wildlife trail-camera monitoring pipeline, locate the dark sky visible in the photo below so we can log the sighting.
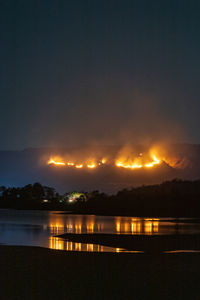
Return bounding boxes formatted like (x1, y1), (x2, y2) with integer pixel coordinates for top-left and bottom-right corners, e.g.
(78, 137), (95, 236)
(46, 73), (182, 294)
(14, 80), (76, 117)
(1, 0), (200, 150)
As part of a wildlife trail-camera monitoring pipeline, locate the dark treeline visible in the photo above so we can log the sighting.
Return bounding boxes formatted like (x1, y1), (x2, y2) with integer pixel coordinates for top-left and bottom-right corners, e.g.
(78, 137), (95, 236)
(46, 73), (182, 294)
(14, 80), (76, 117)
(1, 179), (200, 217)
(0, 183), (61, 210)
(84, 179), (200, 217)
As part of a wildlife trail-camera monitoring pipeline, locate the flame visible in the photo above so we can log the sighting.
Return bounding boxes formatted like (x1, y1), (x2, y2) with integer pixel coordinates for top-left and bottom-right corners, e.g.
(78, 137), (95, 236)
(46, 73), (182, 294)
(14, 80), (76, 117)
(116, 161), (143, 169)
(75, 164), (83, 169)
(48, 159), (66, 166)
(67, 162), (75, 166)
(144, 155), (160, 168)
(115, 153), (161, 169)
(87, 163), (96, 169)
(47, 152), (162, 170)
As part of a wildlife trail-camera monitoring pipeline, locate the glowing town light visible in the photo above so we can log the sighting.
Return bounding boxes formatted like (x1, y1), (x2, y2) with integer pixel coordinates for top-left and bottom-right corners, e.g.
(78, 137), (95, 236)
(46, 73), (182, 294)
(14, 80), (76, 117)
(68, 192), (86, 203)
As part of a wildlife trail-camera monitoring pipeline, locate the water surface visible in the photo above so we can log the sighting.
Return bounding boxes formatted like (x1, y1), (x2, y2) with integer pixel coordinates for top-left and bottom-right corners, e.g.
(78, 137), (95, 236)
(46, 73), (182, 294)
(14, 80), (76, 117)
(0, 209), (199, 252)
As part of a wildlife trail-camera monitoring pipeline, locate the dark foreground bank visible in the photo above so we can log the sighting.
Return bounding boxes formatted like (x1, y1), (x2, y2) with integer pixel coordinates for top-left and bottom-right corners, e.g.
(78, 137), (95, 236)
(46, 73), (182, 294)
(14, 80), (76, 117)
(0, 245), (200, 300)
(57, 233), (200, 253)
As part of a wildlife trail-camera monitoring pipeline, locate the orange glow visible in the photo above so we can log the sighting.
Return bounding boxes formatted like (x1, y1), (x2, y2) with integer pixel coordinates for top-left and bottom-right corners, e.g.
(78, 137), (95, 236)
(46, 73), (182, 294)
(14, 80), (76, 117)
(116, 153), (161, 170)
(86, 222), (94, 233)
(67, 162), (75, 166)
(75, 224), (82, 233)
(48, 158), (66, 166)
(87, 244), (94, 252)
(115, 217), (159, 235)
(49, 222), (64, 234)
(75, 164), (83, 168)
(49, 237), (65, 250)
(47, 151), (162, 170)
(144, 219), (159, 235)
(75, 242), (82, 251)
(144, 221), (153, 234)
(49, 238), (117, 252)
(144, 155), (160, 168)
(87, 163), (96, 169)
(116, 161), (143, 169)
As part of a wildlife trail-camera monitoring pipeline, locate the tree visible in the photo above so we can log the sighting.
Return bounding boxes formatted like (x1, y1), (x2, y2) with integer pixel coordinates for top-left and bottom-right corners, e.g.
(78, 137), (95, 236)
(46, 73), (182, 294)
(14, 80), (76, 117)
(32, 182), (44, 202)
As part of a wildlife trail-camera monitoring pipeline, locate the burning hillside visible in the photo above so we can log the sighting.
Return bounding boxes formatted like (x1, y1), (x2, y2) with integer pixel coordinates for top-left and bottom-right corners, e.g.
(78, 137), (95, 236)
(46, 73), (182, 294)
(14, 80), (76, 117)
(0, 144), (199, 193)
(43, 144), (200, 193)
(47, 148), (162, 170)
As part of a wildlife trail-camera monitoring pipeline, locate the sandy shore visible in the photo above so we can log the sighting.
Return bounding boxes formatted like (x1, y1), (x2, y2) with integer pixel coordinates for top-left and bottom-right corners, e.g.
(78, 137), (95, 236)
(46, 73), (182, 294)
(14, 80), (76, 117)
(0, 245), (200, 300)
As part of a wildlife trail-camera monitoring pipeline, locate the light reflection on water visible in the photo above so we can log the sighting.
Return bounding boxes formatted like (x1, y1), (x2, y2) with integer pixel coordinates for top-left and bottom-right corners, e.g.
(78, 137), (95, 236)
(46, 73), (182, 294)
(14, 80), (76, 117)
(48, 215), (198, 236)
(115, 217), (159, 235)
(49, 236), (143, 253)
(0, 210), (200, 253)
(49, 236), (120, 252)
(48, 216), (160, 235)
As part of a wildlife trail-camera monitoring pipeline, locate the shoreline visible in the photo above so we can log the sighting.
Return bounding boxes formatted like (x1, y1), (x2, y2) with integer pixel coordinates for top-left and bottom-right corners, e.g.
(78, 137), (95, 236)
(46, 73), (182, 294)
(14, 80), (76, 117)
(57, 233), (200, 253)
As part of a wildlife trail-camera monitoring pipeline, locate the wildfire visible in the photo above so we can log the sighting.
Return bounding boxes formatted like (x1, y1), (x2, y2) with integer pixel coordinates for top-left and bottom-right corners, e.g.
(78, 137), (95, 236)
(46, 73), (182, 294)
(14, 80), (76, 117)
(116, 162), (143, 169)
(144, 155), (160, 168)
(115, 153), (161, 170)
(75, 164), (83, 169)
(48, 159), (66, 166)
(87, 163), (96, 169)
(47, 152), (161, 170)
(67, 162), (75, 166)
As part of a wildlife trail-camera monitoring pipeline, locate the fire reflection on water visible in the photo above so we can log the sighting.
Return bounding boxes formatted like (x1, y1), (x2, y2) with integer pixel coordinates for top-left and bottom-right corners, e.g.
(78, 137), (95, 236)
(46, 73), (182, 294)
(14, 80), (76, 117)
(49, 237), (143, 253)
(48, 216), (160, 252)
(49, 216), (159, 236)
(49, 236), (115, 252)
(1, 210), (198, 253)
(115, 217), (159, 235)
(49, 215), (97, 235)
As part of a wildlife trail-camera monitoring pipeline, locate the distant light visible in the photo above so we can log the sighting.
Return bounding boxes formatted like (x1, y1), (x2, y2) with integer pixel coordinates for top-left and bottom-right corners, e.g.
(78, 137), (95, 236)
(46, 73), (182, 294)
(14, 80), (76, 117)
(68, 192), (86, 203)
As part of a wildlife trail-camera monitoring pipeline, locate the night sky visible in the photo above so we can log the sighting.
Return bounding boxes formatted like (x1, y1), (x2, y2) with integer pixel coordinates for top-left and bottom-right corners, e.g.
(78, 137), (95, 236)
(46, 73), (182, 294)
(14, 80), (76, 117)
(1, 0), (200, 150)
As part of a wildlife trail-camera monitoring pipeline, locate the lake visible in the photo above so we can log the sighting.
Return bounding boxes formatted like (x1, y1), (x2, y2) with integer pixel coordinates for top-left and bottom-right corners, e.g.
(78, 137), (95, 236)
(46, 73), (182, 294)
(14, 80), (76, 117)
(0, 209), (200, 253)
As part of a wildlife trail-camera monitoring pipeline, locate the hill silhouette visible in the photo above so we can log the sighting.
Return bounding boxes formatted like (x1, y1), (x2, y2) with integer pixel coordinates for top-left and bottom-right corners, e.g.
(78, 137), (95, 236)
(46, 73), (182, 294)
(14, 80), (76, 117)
(0, 144), (200, 192)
